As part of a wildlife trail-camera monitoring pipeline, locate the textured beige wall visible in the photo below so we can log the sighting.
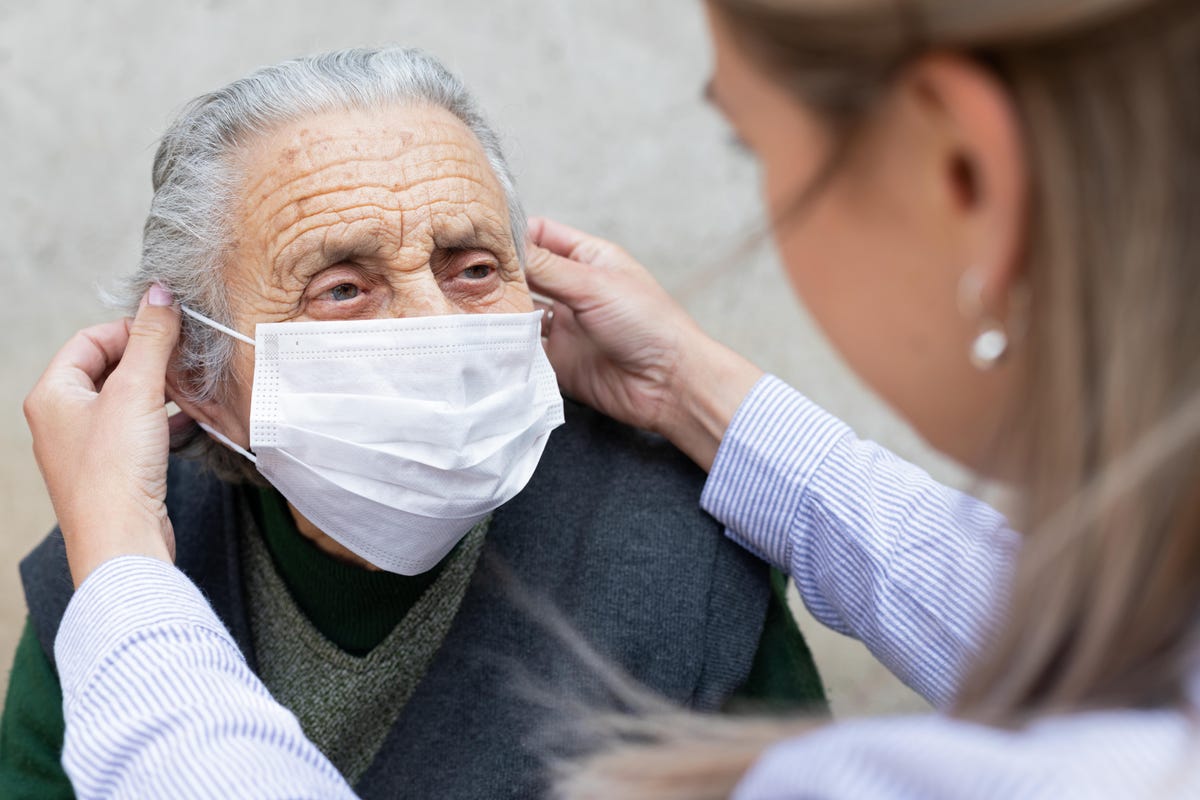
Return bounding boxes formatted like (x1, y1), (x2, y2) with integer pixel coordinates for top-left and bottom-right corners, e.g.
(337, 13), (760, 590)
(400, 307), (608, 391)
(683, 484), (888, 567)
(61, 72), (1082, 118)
(0, 0), (958, 718)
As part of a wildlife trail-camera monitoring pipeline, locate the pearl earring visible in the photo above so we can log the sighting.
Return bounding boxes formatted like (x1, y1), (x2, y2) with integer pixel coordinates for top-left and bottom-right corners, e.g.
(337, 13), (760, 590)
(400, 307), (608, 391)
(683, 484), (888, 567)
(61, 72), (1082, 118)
(969, 322), (1009, 370)
(957, 269), (1010, 371)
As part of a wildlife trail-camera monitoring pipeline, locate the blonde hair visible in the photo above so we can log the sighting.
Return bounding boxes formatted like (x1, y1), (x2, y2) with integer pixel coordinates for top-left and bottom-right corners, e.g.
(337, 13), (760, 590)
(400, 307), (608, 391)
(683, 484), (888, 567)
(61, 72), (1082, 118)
(554, 0), (1200, 794)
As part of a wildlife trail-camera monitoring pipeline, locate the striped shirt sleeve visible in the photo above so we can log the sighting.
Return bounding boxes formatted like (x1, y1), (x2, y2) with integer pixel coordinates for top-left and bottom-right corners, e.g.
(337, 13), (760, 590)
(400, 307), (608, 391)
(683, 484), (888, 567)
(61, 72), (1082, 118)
(732, 706), (1200, 799)
(55, 556), (357, 800)
(701, 375), (1020, 708)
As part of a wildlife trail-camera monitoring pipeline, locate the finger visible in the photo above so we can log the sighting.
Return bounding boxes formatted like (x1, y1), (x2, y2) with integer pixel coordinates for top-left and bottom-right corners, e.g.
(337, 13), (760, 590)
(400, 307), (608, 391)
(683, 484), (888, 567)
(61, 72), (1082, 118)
(109, 284), (181, 395)
(527, 216), (600, 259)
(538, 301), (586, 372)
(525, 243), (603, 308)
(43, 319), (133, 392)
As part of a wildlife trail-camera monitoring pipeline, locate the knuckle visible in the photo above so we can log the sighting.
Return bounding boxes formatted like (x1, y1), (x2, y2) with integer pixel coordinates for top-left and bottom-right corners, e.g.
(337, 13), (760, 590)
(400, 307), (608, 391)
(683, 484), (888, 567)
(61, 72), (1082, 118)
(609, 243), (633, 264)
(67, 329), (93, 351)
(23, 384), (63, 429)
(580, 238), (628, 268)
(524, 247), (548, 269)
(574, 239), (603, 262)
(22, 390), (40, 424)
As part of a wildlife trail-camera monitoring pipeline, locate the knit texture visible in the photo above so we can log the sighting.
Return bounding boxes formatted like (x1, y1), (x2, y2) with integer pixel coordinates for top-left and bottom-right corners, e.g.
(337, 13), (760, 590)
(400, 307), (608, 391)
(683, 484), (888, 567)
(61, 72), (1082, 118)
(243, 514), (488, 784)
(250, 487), (449, 655)
(19, 401), (808, 799)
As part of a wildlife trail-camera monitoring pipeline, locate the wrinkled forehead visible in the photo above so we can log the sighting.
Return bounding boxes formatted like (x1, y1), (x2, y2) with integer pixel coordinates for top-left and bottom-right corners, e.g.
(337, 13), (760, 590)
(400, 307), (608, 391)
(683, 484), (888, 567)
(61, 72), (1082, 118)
(230, 104), (515, 281)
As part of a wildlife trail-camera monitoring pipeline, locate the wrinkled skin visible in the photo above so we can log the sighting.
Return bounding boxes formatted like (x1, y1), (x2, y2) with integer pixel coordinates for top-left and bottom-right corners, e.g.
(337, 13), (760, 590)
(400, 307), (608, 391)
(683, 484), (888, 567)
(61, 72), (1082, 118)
(172, 105), (531, 565)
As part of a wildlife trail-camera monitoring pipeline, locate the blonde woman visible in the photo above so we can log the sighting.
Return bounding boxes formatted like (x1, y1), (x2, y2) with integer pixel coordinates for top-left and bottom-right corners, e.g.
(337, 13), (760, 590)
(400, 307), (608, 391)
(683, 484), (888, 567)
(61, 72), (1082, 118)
(22, 0), (1200, 798)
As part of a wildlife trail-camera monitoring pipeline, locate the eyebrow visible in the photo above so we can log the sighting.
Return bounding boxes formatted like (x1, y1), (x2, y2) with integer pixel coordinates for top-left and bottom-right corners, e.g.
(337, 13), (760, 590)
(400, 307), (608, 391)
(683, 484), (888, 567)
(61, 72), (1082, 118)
(434, 229), (497, 252)
(273, 228), (386, 282)
(274, 221), (508, 281)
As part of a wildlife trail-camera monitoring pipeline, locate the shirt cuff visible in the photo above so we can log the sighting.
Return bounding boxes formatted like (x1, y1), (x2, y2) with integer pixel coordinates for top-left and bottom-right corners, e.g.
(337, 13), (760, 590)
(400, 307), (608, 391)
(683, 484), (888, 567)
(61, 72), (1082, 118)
(54, 556), (239, 710)
(701, 374), (853, 570)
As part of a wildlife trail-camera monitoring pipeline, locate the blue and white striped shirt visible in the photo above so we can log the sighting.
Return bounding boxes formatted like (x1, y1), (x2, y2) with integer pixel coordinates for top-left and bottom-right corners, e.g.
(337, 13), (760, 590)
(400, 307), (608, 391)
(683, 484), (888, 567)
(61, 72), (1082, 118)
(54, 375), (1200, 798)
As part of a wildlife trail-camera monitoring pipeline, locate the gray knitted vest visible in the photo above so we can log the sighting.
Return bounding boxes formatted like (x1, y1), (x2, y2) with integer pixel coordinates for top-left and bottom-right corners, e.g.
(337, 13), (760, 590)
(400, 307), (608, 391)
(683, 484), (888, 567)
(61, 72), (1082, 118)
(22, 400), (772, 799)
(243, 514), (487, 783)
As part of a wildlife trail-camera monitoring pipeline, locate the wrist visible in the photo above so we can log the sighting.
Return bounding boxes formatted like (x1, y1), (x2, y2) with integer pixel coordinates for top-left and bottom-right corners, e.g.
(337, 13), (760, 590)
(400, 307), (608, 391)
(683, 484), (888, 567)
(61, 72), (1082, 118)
(63, 515), (173, 589)
(658, 336), (763, 472)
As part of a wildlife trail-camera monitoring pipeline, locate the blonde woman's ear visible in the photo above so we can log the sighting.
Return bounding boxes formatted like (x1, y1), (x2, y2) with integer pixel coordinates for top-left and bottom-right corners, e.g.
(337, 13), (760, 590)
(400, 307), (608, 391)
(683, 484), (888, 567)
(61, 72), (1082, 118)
(903, 53), (1029, 308)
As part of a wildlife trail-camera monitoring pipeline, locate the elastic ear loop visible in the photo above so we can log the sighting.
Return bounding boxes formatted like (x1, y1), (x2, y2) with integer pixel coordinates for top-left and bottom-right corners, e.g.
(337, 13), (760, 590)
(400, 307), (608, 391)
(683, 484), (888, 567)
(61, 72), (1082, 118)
(180, 305), (257, 347)
(197, 423), (257, 464)
(180, 305), (258, 463)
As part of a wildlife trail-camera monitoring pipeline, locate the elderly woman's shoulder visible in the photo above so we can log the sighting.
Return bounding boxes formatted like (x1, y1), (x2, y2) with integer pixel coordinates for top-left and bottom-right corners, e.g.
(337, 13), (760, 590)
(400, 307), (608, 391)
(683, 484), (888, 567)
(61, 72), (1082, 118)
(551, 397), (704, 481)
(18, 452), (252, 666)
(497, 396), (725, 549)
(17, 400), (730, 670)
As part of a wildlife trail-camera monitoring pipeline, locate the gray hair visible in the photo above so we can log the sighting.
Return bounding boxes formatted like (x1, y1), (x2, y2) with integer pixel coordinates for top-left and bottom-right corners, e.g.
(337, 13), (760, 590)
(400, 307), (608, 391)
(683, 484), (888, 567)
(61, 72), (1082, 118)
(117, 47), (526, 481)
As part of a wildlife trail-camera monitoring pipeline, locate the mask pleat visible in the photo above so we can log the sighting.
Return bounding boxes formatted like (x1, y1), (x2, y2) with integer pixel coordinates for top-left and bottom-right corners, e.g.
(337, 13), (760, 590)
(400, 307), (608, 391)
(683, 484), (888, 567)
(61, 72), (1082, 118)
(238, 310), (564, 571)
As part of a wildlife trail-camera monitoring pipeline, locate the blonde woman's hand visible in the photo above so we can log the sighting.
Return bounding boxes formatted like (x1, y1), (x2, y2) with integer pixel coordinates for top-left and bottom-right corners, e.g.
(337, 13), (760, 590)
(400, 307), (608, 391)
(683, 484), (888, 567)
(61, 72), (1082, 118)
(525, 217), (762, 471)
(24, 285), (181, 587)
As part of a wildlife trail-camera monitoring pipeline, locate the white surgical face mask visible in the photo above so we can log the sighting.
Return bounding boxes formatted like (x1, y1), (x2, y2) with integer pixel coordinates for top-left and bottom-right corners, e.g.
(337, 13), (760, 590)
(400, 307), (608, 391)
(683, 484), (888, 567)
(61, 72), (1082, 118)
(182, 306), (565, 574)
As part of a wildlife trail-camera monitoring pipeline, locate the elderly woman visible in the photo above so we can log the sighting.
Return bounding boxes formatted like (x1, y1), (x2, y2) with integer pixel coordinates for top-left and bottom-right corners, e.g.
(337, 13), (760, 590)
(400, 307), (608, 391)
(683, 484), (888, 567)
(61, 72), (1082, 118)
(0, 48), (823, 799)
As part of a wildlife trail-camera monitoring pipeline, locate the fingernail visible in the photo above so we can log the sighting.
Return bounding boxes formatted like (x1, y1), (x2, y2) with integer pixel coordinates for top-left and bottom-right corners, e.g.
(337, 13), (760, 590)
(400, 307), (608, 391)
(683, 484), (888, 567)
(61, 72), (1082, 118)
(148, 283), (173, 307)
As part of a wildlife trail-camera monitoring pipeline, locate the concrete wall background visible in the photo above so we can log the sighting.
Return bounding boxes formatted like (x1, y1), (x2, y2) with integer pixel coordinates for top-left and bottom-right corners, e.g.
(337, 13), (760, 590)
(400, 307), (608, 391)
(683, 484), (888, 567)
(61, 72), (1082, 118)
(0, 0), (958, 718)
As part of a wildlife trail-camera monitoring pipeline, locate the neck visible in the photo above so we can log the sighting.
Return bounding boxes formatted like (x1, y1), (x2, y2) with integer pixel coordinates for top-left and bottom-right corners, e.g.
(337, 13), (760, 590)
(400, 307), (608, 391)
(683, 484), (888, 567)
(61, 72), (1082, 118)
(287, 501), (380, 571)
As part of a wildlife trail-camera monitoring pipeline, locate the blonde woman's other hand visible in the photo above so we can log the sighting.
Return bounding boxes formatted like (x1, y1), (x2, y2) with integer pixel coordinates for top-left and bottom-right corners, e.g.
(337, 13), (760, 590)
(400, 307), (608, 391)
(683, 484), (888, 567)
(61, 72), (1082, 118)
(525, 217), (762, 471)
(24, 285), (181, 587)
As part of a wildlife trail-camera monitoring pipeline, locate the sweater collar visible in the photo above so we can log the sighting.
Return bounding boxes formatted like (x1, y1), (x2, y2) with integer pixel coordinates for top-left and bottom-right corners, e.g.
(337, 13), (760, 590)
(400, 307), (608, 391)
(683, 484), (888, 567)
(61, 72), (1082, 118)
(249, 486), (450, 655)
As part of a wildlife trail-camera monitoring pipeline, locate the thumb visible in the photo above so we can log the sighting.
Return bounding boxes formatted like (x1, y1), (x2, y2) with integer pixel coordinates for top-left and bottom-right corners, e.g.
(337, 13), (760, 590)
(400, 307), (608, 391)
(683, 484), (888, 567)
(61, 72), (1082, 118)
(112, 283), (181, 393)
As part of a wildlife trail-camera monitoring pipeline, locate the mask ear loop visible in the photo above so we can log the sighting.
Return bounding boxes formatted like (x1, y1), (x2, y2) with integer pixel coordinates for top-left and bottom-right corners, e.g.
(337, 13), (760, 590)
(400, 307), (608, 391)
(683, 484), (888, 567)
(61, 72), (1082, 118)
(198, 422), (258, 464)
(181, 305), (257, 347)
(179, 305), (259, 463)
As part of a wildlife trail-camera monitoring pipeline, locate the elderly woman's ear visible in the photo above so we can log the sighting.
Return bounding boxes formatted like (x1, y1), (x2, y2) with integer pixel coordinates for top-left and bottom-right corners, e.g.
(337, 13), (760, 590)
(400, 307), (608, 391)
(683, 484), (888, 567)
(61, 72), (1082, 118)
(163, 363), (252, 451)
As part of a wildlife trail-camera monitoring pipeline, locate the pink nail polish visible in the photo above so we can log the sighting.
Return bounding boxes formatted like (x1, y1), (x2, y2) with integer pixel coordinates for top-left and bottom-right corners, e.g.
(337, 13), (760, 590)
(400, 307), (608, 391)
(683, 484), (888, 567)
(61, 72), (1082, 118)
(148, 283), (173, 307)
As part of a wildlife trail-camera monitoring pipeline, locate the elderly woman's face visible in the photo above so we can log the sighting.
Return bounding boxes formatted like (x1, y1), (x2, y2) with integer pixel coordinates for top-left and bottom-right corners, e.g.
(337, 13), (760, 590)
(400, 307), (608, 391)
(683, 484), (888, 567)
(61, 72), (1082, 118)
(218, 104), (531, 428)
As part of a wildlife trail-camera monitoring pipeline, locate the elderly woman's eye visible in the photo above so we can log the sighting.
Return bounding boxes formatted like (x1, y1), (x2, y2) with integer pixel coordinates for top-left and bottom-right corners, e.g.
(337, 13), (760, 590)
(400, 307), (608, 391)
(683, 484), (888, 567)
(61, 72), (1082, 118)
(462, 264), (494, 280)
(330, 283), (360, 301)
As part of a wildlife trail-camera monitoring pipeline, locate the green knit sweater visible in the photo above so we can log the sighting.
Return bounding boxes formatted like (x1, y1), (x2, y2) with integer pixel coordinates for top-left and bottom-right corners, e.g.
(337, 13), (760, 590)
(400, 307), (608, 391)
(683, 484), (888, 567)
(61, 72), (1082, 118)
(244, 496), (489, 783)
(0, 489), (826, 797)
